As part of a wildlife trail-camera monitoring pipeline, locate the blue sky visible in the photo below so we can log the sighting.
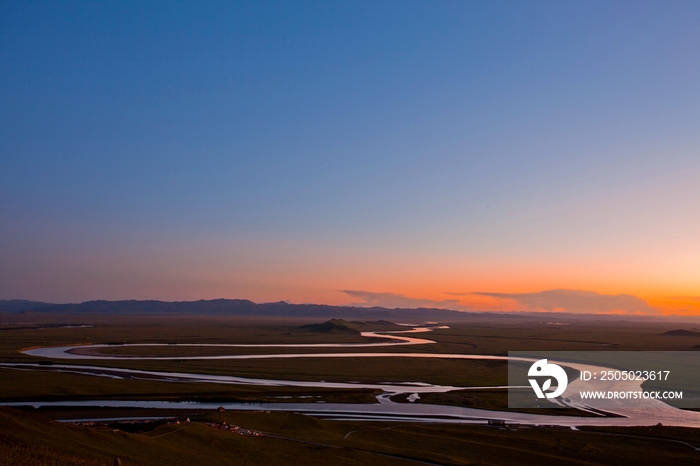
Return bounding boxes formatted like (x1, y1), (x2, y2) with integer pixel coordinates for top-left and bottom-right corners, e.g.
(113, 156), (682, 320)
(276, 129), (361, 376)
(1, 1), (699, 313)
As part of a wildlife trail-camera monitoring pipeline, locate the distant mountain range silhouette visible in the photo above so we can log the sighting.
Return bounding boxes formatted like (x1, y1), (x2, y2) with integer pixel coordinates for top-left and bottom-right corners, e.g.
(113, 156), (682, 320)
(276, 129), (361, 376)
(0, 298), (469, 320)
(1, 299), (696, 322)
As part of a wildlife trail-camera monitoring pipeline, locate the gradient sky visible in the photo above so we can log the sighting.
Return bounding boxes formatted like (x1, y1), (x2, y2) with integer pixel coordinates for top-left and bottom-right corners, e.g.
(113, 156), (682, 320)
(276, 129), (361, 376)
(1, 1), (699, 315)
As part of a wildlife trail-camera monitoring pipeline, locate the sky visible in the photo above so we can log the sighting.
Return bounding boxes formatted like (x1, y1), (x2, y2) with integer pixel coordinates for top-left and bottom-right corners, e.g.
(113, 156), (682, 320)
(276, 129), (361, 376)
(1, 1), (699, 315)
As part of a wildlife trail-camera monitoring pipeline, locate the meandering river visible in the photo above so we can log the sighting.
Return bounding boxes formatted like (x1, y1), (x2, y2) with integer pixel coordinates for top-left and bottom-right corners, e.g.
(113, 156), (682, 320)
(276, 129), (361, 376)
(4, 325), (700, 428)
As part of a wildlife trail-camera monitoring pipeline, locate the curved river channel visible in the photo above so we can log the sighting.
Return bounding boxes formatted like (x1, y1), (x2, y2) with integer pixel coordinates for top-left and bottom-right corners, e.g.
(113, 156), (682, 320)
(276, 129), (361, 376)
(4, 325), (700, 428)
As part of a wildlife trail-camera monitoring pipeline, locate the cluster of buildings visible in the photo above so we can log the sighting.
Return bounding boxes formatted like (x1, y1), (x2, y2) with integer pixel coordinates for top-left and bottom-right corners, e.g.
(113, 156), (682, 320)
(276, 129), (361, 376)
(205, 421), (263, 437)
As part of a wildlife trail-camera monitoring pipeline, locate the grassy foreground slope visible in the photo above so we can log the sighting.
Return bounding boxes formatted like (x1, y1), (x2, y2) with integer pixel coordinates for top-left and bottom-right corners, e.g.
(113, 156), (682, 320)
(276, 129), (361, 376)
(1, 407), (700, 466)
(0, 408), (406, 466)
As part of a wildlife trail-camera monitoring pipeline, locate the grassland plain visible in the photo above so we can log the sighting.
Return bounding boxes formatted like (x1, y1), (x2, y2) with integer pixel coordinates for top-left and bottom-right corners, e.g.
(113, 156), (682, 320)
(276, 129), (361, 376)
(2, 315), (699, 402)
(2, 314), (700, 464)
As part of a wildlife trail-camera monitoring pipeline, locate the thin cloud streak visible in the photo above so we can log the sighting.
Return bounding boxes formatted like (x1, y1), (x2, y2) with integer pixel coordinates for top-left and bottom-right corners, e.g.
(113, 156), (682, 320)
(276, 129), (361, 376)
(342, 289), (664, 315)
(471, 289), (660, 315)
(340, 290), (461, 310)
